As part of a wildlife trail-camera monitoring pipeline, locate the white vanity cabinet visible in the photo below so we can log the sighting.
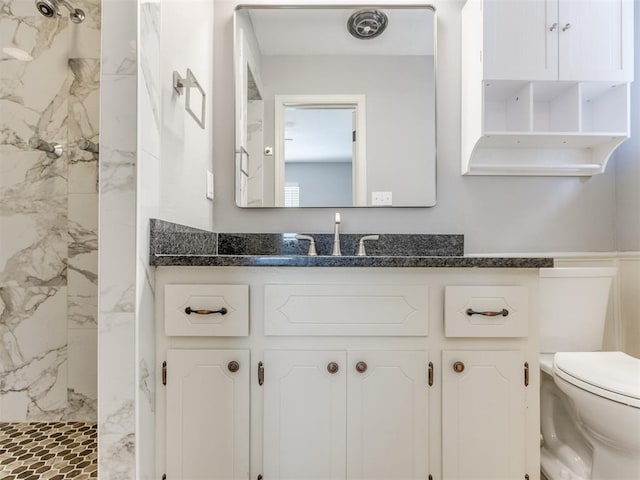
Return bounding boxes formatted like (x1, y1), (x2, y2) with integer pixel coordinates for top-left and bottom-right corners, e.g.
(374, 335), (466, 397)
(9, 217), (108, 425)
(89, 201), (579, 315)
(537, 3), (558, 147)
(462, 0), (634, 176)
(164, 349), (250, 480)
(442, 350), (527, 480)
(155, 267), (541, 480)
(263, 350), (429, 480)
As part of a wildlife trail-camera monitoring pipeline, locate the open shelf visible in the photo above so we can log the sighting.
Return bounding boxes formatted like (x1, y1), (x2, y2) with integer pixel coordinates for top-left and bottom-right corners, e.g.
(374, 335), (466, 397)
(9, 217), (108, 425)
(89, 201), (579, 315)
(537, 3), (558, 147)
(464, 80), (631, 176)
(483, 81), (531, 132)
(532, 82), (580, 132)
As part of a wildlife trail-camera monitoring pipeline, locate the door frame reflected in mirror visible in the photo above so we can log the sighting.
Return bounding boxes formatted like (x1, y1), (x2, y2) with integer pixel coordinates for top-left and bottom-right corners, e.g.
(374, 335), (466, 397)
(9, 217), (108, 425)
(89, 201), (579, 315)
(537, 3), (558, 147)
(274, 94), (367, 207)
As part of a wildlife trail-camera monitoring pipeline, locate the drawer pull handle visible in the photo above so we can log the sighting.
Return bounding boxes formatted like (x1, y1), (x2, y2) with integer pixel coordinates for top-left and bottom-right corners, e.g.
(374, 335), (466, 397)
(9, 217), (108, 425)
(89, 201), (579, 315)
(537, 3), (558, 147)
(184, 306), (228, 316)
(466, 308), (508, 317)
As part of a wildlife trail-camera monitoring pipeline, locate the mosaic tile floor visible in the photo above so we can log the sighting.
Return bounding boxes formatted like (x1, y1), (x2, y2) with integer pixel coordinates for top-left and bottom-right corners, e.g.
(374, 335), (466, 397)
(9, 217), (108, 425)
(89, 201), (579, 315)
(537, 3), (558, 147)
(0, 422), (97, 479)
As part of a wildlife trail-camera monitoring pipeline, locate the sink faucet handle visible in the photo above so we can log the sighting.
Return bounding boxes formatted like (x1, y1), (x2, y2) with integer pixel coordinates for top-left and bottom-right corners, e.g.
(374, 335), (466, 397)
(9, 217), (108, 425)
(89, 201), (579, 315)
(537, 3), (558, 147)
(295, 234), (317, 256)
(356, 235), (380, 256)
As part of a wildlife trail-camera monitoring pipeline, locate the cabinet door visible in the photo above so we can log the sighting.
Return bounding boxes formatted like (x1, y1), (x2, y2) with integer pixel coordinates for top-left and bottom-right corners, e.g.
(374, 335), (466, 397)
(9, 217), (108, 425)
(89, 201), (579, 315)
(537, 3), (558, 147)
(263, 350), (347, 480)
(483, 0), (558, 80)
(166, 349), (249, 480)
(347, 351), (429, 480)
(558, 0), (633, 81)
(442, 350), (526, 480)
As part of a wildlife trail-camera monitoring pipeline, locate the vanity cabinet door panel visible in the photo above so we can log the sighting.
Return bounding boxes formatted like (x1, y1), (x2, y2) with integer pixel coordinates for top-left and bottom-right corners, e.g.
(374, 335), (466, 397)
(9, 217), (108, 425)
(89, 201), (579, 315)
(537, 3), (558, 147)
(347, 351), (429, 480)
(264, 284), (429, 336)
(165, 349), (249, 480)
(263, 350), (347, 480)
(482, 0), (558, 80)
(442, 350), (526, 480)
(558, 0), (633, 81)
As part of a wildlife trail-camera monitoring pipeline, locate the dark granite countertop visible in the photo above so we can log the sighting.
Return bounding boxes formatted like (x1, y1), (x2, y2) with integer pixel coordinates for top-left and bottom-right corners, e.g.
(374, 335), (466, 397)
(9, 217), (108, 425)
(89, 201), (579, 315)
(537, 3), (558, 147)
(149, 219), (554, 269)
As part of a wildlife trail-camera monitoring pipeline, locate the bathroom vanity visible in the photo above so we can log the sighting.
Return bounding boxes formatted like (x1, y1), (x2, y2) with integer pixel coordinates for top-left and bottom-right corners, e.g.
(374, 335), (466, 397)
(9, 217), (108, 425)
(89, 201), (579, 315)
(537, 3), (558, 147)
(151, 222), (552, 480)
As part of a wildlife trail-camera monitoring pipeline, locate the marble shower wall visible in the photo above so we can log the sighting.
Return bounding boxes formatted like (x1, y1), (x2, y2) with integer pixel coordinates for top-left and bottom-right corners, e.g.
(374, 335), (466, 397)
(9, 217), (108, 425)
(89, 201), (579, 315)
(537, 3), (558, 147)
(98, 0), (137, 476)
(0, 0), (100, 421)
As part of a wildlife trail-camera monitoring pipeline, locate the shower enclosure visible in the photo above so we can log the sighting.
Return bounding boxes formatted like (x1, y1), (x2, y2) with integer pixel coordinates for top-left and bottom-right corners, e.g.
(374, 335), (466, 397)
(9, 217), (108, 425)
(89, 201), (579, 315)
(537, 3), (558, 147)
(0, 0), (100, 475)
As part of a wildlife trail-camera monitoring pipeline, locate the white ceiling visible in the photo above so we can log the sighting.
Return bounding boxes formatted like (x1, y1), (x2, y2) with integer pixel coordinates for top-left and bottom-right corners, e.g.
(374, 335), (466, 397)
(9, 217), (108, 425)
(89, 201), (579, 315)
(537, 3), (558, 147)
(247, 8), (435, 56)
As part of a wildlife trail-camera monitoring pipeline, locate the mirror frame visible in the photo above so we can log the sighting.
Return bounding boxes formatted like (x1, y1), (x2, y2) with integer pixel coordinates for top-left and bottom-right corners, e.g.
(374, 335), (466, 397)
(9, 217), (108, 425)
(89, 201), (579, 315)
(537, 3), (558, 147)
(233, 4), (438, 208)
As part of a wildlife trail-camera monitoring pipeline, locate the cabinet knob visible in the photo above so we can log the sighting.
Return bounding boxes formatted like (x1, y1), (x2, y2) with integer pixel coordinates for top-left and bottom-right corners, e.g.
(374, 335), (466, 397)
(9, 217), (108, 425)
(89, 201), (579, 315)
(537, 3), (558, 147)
(227, 361), (240, 373)
(327, 362), (339, 374)
(453, 361), (465, 373)
(549, 22), (558, 32)
(562, 23), (571, 32)
(355, 361), (368, 373)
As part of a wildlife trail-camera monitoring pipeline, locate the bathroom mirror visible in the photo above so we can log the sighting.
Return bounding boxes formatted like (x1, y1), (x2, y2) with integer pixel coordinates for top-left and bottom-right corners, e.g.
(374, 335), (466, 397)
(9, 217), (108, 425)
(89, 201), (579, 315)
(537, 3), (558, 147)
(234, 5), (436, 208)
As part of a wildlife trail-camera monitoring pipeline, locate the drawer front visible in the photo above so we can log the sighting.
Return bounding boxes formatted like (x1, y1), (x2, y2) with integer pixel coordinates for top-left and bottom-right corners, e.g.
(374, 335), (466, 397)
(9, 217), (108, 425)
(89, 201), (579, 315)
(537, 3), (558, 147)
(444, 286), (528, 337)
(165, 284), (249, 336)
(264, 284), (429, 336)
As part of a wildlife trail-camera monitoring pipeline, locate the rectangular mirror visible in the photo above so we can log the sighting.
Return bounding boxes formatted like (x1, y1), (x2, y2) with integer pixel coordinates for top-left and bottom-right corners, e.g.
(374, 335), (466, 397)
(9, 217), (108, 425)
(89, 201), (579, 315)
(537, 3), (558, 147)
(234, 5), (436, 208)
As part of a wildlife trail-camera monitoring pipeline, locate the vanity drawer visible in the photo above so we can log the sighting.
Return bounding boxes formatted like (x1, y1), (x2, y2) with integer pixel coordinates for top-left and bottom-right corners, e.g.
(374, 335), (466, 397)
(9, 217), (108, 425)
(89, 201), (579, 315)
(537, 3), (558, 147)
(164, 284), (249, 336)
(264, 284), (429, 336)
(444, 286), (528, 337)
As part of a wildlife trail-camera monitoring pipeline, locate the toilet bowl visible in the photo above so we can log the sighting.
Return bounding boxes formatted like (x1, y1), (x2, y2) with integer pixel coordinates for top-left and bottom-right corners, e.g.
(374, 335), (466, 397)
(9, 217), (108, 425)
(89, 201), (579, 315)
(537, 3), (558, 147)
(539, 268), (640, 480)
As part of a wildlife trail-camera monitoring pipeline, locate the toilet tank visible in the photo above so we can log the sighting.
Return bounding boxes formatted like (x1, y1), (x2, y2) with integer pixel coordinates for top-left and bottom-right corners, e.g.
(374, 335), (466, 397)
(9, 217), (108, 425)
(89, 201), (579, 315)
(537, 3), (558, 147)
(539, 267), (617, 353)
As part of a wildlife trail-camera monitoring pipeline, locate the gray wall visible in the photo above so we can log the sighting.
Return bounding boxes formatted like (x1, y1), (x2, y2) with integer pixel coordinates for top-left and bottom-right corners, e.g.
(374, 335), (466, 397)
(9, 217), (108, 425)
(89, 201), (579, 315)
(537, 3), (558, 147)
(261, 54), (435, 206)
(214, 0), (637, 254)
(286, 162), (353, 207)
(613, 2), (640, 252)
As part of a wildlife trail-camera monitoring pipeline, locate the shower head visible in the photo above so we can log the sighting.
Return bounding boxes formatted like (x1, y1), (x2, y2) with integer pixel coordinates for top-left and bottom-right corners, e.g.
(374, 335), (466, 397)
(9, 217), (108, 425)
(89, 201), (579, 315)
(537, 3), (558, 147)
(35, 0), (85, 23)
(347, 9), (388, 40)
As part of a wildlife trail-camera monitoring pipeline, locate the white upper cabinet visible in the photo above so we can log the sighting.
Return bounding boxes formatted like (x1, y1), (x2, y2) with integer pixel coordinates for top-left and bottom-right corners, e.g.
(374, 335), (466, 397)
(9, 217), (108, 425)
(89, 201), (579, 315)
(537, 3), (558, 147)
(558, 0), (633, 81)
(462, 0), (634, 176)
(483, 0), (558, 80)
(483, 0), (633, 82)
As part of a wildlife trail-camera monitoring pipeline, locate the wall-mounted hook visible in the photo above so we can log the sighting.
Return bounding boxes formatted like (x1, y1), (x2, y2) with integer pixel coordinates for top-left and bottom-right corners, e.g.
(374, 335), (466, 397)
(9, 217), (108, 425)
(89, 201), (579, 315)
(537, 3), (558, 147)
(29, 136), (63, 159)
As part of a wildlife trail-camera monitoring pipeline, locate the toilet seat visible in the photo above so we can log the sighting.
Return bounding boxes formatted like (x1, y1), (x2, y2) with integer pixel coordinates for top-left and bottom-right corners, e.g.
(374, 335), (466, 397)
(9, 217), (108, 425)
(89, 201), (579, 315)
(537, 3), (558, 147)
(554, 352), (640, 408)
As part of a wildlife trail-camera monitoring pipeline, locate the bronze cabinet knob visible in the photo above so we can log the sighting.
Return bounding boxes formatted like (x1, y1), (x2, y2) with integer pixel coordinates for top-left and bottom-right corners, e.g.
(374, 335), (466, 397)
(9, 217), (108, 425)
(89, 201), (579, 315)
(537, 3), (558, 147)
(228, 361), (240, 373)
(356, 361), (368, 373)
(453, 361), (465, 373)
(327, 362), (339, 374)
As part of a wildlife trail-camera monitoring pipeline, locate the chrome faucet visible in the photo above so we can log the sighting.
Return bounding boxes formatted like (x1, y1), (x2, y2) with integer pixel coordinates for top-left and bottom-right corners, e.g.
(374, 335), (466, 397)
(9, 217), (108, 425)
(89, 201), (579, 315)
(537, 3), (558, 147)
(332, 213), (341, 256)
(295, 234), (317, 256)
(356, 235), (379, 256)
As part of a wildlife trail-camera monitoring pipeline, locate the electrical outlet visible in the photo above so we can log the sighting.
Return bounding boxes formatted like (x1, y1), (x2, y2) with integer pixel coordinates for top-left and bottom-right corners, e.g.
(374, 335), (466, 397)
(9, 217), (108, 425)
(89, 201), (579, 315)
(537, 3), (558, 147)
(206, 170), (214, 200)
(371, 191), (392, 206)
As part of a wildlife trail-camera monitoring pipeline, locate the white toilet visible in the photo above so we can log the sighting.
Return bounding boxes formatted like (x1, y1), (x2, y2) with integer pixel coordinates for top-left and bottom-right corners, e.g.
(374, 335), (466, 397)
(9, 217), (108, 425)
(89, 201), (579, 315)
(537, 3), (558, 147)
(539, 267), (640, 480)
